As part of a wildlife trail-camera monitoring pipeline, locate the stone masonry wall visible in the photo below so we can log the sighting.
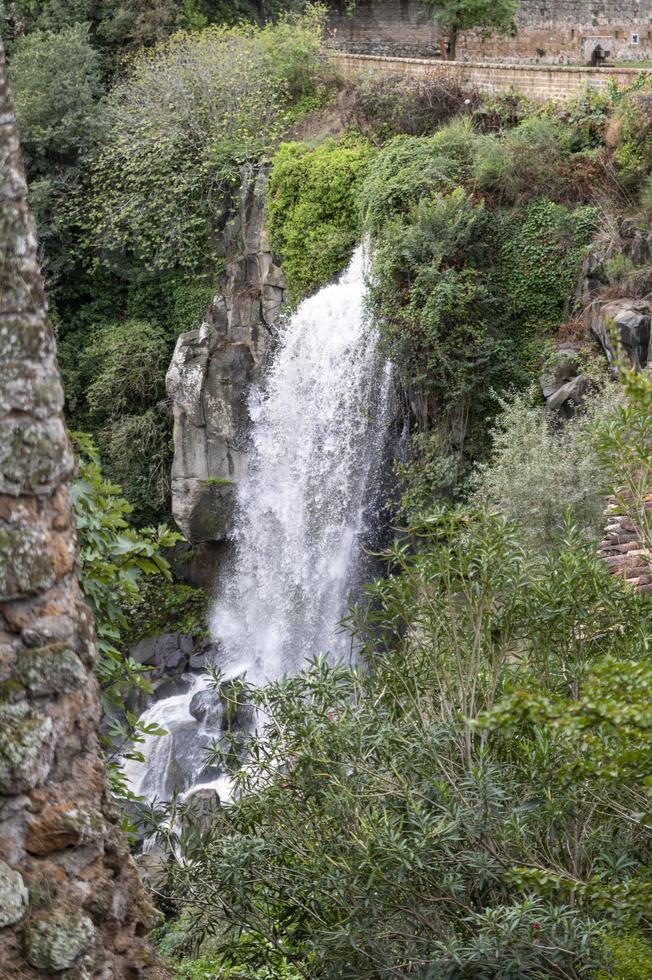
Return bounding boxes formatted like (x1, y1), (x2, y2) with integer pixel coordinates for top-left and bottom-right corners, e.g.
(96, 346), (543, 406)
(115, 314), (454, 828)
(0, 37), (167, 980)
(327, 0), (652, 64)
(331, 51), (649, 102)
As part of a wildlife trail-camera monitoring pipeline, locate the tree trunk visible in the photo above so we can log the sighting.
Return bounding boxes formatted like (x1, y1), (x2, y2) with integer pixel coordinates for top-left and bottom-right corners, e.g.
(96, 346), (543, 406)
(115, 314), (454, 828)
(0, 35), (167, 979)
(449, 25), (459, 61)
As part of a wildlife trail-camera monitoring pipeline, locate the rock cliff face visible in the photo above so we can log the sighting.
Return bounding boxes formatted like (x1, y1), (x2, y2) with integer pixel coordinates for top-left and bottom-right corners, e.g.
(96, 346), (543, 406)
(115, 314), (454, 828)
(580, 218), (651, 372)
(166, 164), (285, 548)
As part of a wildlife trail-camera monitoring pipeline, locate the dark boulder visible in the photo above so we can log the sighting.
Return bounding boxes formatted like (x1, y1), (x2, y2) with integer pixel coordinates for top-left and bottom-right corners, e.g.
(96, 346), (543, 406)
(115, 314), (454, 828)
(189, 689), (223, 730)
(129, 632), (194, 677)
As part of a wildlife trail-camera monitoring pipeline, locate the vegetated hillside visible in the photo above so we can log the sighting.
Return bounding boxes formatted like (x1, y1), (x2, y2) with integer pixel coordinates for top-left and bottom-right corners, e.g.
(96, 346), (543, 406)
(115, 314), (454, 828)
(150, 76), (652, 978)
(7, 5), (652, 973)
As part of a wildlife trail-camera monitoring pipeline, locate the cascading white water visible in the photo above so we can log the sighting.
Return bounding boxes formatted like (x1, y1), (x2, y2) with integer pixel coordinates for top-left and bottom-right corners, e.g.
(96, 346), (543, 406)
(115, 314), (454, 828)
(212, 245), (393, 684)
(124, 246), (394, 803)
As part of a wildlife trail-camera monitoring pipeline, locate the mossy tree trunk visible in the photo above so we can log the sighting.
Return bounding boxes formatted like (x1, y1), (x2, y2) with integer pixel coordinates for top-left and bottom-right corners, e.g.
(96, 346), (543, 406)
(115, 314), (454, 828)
(0, 35), (167, 979)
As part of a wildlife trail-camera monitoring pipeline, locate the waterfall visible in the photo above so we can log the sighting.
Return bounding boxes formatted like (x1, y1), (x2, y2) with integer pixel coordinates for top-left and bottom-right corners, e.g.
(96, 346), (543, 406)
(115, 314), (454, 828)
(124, 246), (394, 803)
(212, 245), (393, 683)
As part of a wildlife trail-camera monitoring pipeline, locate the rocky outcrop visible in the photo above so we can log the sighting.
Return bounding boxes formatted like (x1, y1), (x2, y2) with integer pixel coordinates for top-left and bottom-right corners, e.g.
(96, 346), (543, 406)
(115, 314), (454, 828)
(166, 164), (286, 545)
(588, 298), (651, 371)
(576, 218), (652, 372)
(540, 343), (588, 417)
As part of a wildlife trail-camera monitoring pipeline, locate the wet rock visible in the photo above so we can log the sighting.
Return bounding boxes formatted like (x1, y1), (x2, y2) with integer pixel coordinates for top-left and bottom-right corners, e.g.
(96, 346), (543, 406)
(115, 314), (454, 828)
(540, 344), (581, 401)
(164, 723), (221, 796)
(26, 907), (95, 971)
(189, 688), (223, 729)
(545, 375), (588, 416)
(189, 640), (221, 671)
(185, 787), (222, 833)
(0, 859), (28, 926)
(167, 538), (225, 589)
(135, 846), (167, 889)
(129, 632), (194, 676)
(589, 298), (651, 370)
(152, 673), (194, 703)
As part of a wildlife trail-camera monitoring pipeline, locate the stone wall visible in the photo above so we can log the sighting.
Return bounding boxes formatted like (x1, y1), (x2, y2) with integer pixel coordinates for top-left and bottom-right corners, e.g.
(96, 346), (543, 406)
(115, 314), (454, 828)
(331, 51), (649, 101)
(327, 0), (652, 64)
(0, 39), (166, 980)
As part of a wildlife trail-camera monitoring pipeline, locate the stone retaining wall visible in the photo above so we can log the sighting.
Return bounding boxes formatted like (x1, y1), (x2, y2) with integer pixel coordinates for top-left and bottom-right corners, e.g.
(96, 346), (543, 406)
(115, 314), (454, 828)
(331, 51), (650, 101)
(327, 0), (652, 65)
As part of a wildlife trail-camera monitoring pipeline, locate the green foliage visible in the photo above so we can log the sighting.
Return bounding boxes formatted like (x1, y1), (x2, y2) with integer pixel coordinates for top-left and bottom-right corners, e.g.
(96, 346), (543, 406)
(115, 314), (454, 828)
(124, 580), (207, 647)
(641, 174), (652, 212)
(8, 22), (103, 280)
(472, 383), (619, 548)
(358, 121), (475, 236)
(495, 200), (597, 335)
(591, 369), (652, 555)
(85, 9), (325, 277)
(595, 933), (652, 980)
(267, 136), (375, 300)
(72, 432), (181, 695)
(152, 505), (650, 978)
(370, 188), (502, 444)
(175, 944), (302, 979)
(64, 319), (173, 523)
(71, 433), (182, 803)
(359, 110), (598, 504)
(472, 134), (515, 197)
(85, 319), (169, 417)
(9, 22), (103, 168)
(421, 0), (518, 58)
(612, 83), (652, 187)
(1, 0), (304, 65)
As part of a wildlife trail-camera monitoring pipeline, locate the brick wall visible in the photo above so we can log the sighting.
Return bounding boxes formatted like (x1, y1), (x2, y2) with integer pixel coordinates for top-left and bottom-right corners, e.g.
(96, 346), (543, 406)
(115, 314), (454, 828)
(331, 51), (649, 102)
(327, 0), (652, 64)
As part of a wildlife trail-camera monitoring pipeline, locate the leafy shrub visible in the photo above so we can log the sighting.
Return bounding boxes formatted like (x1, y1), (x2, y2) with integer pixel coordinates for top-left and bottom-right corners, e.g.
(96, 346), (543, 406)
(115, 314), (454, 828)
(640, 173), (652, 212)
(9, 22), (103, 170)
(495, 199), (597, 336)
(67, 319), (173, 522)
(86, 8), (325, 276)
(99, 410), (172, 525)
(154, 504), (648, 978)
(472, 384), (621, 548)
(267, 135), (374, 299)
(358, 132), (466, 237)
(124, 580), (207, 647)
(472, 134), (516, 198)
(595, 933), (652, 980)
(613, 87), (652, 188)
(345, 74), (479, 143)
(85, 319), (169, 418)
(72, 432), (180, 696)
(71, 433), (181, 802)
(9, 22), (103, 279)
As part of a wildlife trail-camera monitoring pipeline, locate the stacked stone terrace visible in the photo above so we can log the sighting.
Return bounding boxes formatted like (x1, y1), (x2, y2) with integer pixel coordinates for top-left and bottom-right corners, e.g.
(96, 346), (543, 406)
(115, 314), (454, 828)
(600, 497), (652, 594)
